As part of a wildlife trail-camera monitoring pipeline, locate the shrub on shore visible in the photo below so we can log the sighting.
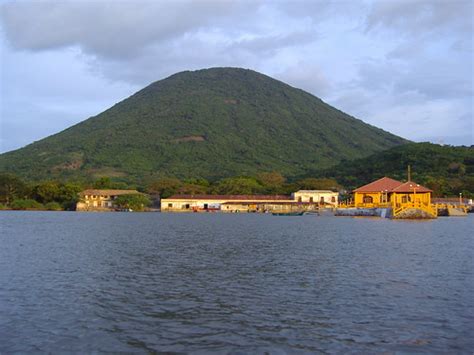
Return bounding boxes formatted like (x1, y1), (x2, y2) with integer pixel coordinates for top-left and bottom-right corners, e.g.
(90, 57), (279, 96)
(45, 202), (63, 211)
(11, 199), (44, 210)
(114, 194), (151, 211)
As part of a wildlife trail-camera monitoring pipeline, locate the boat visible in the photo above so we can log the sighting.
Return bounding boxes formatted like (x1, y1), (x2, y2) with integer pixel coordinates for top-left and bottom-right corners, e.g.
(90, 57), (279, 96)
(272, 211), (304, 216)
(303, 211), (319, 215)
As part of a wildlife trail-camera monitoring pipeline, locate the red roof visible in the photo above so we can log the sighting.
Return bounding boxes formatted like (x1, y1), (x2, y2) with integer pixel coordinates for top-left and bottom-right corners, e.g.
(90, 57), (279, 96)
(221, 201), (314, 205)
(166, 194), (291, 201)
(391, 181), (432, 193)
(353, 177), (403, 193)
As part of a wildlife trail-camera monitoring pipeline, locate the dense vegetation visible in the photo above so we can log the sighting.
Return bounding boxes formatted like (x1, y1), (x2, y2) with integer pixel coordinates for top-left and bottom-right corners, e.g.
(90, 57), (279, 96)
(114, 194), (151, 211)
(0, 173), (84, 210)
(317, 143), (474, 197)
(0, 173), (342, 210)
(0, 67), (405, 183)
(2, 142), (471, 212)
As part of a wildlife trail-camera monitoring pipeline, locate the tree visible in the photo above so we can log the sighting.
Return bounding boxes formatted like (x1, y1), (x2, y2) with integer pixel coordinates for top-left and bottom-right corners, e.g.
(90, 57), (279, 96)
(114, 194), (151, 211)
(177, 183), (208, 195)
(213, 177), (264, 195)
(0, 173), (28, 205)
(257, 172), (286, 193)
(10, 199), (43, 210)
(183, 178), (210, 187)
(93, 177), (128, 189)
(59, 183), (83, 210)
(148, 178), (182, 198)
(32, 181), (61, 204)
(30, 180), (83, 209)
(296, 178), (342, 191)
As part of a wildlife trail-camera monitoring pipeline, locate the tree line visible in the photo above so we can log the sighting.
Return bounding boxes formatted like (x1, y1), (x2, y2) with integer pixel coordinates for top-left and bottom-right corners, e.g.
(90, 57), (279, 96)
(0, 173), (342, 210)
(2, 166), (472, 211)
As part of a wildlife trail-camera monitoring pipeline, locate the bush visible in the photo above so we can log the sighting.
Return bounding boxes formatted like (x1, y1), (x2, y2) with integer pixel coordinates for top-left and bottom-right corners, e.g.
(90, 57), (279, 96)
(45, 202), (63, 211)
(114, 194), (151, 211)
(11, 199), (44, 210)
(0, 203), (7, 210)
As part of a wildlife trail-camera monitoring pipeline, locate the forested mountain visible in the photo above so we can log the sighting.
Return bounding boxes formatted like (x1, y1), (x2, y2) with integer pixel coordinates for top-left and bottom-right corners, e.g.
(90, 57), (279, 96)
(0, 67), (406, 182)
(317, 143), (474, 197)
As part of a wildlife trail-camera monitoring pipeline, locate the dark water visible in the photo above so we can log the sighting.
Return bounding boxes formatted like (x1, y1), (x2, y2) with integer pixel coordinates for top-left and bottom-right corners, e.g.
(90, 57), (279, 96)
(1, 212), (473, 353)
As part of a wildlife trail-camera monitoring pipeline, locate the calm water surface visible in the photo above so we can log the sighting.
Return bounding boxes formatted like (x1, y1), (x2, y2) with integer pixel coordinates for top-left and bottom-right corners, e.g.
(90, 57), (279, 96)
(1, 212), (473, 353)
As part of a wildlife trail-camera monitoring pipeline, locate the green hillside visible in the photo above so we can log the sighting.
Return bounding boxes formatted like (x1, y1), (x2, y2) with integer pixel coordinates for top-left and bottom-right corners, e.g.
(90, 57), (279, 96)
(0, 67), (406, 182)
(317, 143), (474, 197)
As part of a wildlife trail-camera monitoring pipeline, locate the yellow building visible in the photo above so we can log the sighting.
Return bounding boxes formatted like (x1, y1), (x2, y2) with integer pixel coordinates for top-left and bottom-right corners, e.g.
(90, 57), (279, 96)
(390, 181), (432, 206)
(161, 190), (339, 212)
(351, 177), (436, 218)
(353, 177), (404, 207)
(352, 177), (433, 208)
(76, 189), (143, 211)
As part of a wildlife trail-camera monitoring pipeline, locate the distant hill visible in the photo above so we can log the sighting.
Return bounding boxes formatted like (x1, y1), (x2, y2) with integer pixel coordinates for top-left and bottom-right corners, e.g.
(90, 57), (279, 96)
(317, 143), (474, 196)
(0, 67), (406, 182)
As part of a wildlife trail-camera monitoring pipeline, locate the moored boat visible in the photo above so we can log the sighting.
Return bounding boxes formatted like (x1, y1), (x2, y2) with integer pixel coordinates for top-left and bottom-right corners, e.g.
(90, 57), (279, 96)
(272, 211), (304, 216)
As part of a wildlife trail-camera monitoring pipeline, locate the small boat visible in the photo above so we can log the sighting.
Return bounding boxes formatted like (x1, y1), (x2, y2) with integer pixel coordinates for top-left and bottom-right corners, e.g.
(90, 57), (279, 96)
(272, 211), (304, 216)
(303, 211), (319, 215)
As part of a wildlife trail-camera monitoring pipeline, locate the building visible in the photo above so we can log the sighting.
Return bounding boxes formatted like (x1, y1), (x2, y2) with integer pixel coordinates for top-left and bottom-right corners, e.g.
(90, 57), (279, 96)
(352, 177), (432, 207)
(160, 190), (339, 212)
(292, 190), (338, 205)
(351, 176), (436, 218)
(76, 189), (143, 211)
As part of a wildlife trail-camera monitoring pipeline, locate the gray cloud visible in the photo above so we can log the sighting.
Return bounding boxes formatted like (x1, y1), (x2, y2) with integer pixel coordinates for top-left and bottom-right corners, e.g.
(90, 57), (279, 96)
(231, 31), (317, 56)
(275, 62), (332, 97)
(1, 1), (261, 59)
(366, 0), (473, 35)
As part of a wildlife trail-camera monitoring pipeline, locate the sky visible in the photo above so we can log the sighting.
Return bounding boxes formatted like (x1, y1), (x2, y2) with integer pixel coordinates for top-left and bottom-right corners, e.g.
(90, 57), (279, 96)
(0, 0), (472, 153)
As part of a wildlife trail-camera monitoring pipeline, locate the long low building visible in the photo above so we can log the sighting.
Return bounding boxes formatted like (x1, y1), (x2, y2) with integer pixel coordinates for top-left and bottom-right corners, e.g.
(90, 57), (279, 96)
(161, 190), (339, 212)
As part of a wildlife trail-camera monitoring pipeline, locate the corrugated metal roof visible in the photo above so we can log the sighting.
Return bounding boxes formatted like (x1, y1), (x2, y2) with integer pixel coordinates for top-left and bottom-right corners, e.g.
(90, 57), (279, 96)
(166, 194), (291, 201)
(221, 201), (316, 205)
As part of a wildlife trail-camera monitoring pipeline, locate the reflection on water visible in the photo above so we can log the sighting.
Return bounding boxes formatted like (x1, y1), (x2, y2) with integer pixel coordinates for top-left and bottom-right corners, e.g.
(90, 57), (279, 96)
(1, 212), (473, 353)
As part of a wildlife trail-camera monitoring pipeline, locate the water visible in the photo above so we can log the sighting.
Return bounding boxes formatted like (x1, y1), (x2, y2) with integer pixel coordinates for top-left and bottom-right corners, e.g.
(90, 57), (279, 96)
(1, 212), (473, 353)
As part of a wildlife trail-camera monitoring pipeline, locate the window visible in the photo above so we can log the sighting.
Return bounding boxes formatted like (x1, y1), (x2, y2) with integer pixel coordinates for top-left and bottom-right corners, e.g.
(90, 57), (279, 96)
(320, 196), (325, 203)
(298, 197), (302, 202)
(331, 196), (336, 203)
(309, 197), (314, 203)
(168, 203), (173, 208)
(185, 204), (190, 209)
(363, 195), (373, 203)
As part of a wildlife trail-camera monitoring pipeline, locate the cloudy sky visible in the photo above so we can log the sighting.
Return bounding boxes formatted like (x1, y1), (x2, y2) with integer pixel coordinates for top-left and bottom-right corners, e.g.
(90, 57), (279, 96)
(0, 0), (472, 153)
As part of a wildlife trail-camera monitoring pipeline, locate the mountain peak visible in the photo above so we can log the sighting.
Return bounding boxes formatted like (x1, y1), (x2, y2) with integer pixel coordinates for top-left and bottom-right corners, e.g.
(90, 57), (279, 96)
(0, 68), (406, 182)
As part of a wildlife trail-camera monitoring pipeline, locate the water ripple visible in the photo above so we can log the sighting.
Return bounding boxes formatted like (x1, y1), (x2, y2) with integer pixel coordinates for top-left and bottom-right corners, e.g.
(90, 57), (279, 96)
(1, 212), (473, 353)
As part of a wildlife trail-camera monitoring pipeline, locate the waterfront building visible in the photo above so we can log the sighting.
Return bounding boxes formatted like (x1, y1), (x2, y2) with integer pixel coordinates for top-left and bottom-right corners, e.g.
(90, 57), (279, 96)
(76, 189), (143, 211)
(161, 190), (338, 212)
(352, 177), (403, 207)
(352, 177), (433, 207)
(350, 177), (436, 218)
(292, 190), (338, 205)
